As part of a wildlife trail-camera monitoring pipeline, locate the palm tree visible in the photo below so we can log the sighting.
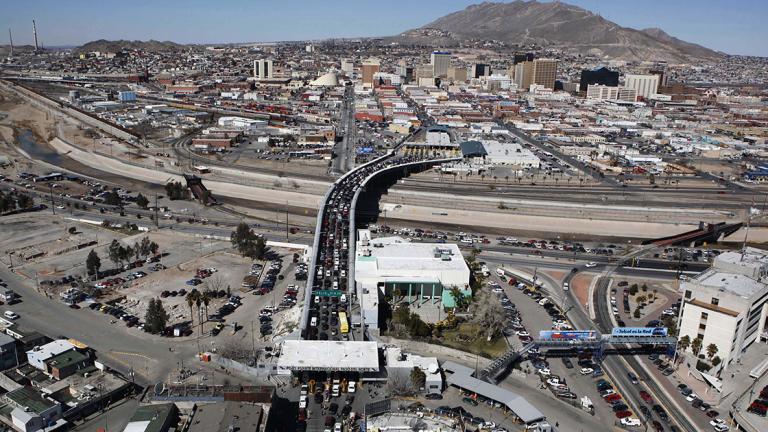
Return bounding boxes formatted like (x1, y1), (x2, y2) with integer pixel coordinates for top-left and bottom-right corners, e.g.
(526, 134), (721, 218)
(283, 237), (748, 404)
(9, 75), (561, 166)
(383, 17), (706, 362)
(706, 343), (718, 360)
(185, 290), (199, 322)
(678, 335), (691, 352)
(691, 337), (703, 357)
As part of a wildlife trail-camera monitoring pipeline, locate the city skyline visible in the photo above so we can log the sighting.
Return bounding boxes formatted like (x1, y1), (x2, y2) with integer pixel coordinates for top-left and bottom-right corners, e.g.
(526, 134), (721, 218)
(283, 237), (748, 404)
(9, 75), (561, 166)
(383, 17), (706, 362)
(2, 0), (768, 57)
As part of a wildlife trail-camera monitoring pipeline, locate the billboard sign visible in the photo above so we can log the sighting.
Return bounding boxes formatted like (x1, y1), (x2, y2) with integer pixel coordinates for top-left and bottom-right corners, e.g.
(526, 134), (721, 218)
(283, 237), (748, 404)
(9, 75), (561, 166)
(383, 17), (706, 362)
(539, 330), (597, 341)
(313, 290), (342, 297)
(611, 327), (668, 337)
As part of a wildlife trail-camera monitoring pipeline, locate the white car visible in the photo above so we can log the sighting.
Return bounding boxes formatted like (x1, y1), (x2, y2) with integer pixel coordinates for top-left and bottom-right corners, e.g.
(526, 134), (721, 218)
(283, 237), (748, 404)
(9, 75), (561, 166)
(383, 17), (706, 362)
(585, 262), (597, 268)
(348, 381), (356, 393)
(516, 330), (530, 337)
(562, 282), (569, 291)
(686, 393), (699, 402)
(579, 367), (594, 375)
(334, 423), (342, 432)
(710, 419), (726, 427)
(537, 368), (551, 376)
(713, 425), (729, 432)
(299, 395), (307, 409)
(620, 417), (641, 427)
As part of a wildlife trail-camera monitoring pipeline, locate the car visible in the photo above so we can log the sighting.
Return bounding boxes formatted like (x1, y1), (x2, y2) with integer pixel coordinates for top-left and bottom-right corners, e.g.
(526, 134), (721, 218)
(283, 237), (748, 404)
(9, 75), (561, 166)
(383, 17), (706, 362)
(627, 372), (639, 384)
(615, 410), (632, 419)
(621, 417), (642, 427)
(462, 397), (478, 406)
(348, 381), (356, 394)
(580, 367), (594, 375)
(713, 424), (729, 432)
(425, 393), (442, 400)
(585, 262), (597, 268)
(651, 420), (663, 432)
(639, 390), (654, 404)
(710, 419), (726, 427)
(686, 393), (699, 402)
(334, 423), (342, 432)
(299, 396), (307, 409)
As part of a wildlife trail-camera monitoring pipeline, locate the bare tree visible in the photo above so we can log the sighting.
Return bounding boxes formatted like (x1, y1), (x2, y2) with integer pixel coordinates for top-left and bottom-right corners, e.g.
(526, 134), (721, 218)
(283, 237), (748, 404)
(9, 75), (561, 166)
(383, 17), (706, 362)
(387, 372), (415, 397)
(468, 289), (506, 341)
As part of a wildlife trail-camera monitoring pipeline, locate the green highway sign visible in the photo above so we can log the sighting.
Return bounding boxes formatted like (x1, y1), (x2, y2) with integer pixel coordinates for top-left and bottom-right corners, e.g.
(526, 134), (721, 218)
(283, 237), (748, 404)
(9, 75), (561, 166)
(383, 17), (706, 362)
(314, 290), (342, 297)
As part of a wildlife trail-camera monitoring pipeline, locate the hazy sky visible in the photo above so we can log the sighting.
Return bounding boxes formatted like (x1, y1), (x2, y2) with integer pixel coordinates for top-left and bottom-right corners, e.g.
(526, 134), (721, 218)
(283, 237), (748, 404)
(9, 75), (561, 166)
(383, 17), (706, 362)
(3, 0), (767, 56)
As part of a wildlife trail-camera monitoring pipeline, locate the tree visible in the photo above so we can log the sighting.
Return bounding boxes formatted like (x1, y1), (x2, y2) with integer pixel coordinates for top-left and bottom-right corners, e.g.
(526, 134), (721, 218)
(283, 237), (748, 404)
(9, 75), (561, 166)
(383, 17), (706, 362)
(629, 284), (639, 296)
(678, 335), (691, 353)
(468, 289), (505, 341)
(230, 222), (266, 260)
(135, 193), (149, 209)
(186, 290), (199, 321)
(711, 356), (722, 367)
(133, 241), (142, 262)
(165, 181), (188, 200)
(691, 337), (703, 357)
(16, 193), (33, 209)
(139, 237), (152, 258)
(108, 240), (121, 267)
(633, 308), (641, 319)
(410, 367), (426, 389)
(636, 295), (647, 305)
(145, 298), (169, 334)
(86, 249), (101, 277)
(0, 192), (14, 213)
(706, 343), (719, 360)
(149, 241), (159, 256)
(104, 191), (122, 206)
(449, 287), (470, 311)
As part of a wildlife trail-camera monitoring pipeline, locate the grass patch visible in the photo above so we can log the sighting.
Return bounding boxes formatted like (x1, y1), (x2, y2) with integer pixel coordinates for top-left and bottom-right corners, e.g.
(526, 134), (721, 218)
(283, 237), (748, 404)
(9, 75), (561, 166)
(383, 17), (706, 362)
(441, 323), (508, 358)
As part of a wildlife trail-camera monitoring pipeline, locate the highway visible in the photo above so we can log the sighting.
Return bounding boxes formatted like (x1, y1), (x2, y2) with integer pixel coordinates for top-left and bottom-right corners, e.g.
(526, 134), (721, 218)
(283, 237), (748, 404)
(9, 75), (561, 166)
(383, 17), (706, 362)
(331, 84), (356, 174)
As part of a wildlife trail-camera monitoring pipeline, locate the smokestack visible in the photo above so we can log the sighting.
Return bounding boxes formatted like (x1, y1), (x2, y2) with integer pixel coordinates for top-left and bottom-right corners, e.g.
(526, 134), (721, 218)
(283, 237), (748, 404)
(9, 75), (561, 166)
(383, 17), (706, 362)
(8, 28), (12, 57)
(32, 20), (39, 52)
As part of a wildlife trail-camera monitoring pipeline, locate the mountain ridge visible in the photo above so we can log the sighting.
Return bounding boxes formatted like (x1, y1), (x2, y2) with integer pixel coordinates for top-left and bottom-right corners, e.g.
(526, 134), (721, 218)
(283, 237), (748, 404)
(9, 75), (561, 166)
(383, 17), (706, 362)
(398, 0), (723, 63)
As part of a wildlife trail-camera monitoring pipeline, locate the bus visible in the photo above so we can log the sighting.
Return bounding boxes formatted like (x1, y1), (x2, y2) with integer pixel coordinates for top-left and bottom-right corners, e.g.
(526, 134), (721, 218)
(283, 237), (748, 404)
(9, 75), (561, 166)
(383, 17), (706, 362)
(339, 312), (349, 334)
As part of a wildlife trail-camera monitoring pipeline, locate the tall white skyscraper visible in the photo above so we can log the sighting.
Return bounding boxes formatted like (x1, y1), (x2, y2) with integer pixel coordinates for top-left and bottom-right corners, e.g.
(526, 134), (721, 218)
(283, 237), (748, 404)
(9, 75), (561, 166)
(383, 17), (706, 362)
(624, 74), (660, 100)
(430, 51), (451, 78)
(254, 59), (274, 80)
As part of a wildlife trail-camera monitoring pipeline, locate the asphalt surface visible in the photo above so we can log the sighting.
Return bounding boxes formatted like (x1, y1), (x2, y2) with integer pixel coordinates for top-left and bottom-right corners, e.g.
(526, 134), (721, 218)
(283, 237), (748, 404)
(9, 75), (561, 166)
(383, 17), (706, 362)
(331, 85), (356, 175)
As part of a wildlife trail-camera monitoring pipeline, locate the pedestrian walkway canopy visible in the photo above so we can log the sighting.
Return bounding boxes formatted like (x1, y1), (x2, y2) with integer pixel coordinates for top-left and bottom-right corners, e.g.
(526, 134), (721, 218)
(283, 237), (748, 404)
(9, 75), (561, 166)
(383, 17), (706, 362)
(442, 361), (545, 424)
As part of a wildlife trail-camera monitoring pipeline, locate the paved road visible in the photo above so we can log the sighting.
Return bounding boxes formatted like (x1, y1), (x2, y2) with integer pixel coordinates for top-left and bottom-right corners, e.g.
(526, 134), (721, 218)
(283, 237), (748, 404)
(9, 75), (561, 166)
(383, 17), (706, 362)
(331, 85), (356, 174)
(0, 264), (198, 385)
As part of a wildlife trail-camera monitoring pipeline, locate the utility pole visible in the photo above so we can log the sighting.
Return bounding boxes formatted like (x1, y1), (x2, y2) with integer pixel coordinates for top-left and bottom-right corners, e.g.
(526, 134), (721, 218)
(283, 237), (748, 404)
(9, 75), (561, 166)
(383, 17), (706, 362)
(154, 193), (159, 228)
(285, 201), (289, 240)
(49, 184), (55, 215)
(251, 321), (256, 359)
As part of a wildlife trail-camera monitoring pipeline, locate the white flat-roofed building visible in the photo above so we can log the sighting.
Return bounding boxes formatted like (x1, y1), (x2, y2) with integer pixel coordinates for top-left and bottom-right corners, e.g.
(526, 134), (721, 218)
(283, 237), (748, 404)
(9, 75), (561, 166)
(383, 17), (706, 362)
(459, 140), (540, 168)
(355, 230), (471, 330)
(384, 346), (442, 394)
(26, 340), (75, 371)
(678, 247), (768, 368)
(277, 340), (379, 372)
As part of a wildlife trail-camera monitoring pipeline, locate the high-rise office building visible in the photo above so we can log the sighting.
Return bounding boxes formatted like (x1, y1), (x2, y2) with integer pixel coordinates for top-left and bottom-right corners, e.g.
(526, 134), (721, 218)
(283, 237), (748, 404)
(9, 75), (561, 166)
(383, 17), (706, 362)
(514, 61), (534, 89)
(253, 59), (274, 80)
(430, 51), (451, 78)
(472, 63), (491, 78)
(579, 67), (619, 92)
(515, 59), (557, 90)
(513, 52), (535, 64)
(341, 59), (354, 75)
(532, 59), (557, 90)
(361, 58), (380, 86)
(448, 67), (468, 82)
(625, 74), (660, 100)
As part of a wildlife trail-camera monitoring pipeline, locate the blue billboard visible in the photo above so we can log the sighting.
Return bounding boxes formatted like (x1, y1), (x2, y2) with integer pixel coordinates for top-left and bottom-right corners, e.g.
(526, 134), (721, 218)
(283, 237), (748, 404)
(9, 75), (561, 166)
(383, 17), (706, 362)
(611, 327), (668, 337)
(539, 330), (597, 341)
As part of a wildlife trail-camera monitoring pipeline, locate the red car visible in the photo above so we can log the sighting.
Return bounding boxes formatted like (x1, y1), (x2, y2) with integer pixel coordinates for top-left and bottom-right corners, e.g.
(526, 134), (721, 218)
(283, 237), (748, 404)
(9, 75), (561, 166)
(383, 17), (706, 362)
(615, 410), (632, 419)
(639, 390), (654, 404)
(604, 393), (622, 403)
